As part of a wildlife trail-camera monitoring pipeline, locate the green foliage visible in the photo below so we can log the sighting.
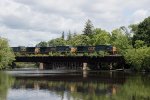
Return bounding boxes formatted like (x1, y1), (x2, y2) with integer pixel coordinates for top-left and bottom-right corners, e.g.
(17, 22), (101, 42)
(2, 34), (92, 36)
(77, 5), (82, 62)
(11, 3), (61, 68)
(15, 62), (37, 68)
(36, 41), (47, 47)
(15, 52), (21, 56)
(83, 19), (94, 35)
(52, 52), (62, 56)
(93, 30), (111, 45)
(134, 40), (145, 48)
(133, 16), (150, 45)
(48, 38), (66, 46)
(69, 35), (91, 46)
(97, 51), (109, 57)
(129, 24), (138, 34)
(65, 52), (76, 56)
(111, 29), (132, 53)
(89, 52), (98, 56)
(0, 38), (15, 69)
(93, 28), (103, 35)
(142, 56), (150, 70)
(123, 48), (150, 71)
(83, 52), (89, 56)
(48, 52), (53, 56)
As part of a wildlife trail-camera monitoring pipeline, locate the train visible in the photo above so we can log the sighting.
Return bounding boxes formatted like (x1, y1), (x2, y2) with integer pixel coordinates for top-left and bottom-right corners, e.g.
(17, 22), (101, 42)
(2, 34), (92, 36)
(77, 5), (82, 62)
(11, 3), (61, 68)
(12, 45), (117, 55)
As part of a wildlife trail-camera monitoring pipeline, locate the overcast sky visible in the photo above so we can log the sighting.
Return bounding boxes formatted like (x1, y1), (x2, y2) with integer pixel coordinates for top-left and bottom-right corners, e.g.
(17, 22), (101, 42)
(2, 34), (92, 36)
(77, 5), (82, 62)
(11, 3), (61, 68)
(0, 0), (150, 46)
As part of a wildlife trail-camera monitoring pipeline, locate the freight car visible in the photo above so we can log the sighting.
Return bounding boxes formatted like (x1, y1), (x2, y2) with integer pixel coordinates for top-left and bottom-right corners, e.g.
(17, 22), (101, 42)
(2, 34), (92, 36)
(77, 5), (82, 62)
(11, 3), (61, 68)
(76, 45), (116, 54)
(12, 46), (27, 55)
(76, 46), (95, 53)
(37, 47), (56, 54)
(95, 45), (116, 54)
(56, 46), (71, 53)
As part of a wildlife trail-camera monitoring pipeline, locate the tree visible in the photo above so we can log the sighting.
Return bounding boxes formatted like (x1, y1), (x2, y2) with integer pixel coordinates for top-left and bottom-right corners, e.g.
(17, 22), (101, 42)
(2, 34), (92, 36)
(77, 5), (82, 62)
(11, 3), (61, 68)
(48, 38), (66, 46)
(93, 28), (103, 35)
(124, 47), (150, 71)
(0, 37), (15, 69)
(133, 16), (150, 45)
(61, 31), (65, 40)
(36, 41), (47, 47)
(73, 31), (77, 37)
(111, 29), (132, 53)
(92, 29), (111, 45)
(83, 19), (94, 35)
(67, 30), (72, 41)
(120, 26), (132, 40)
(134, 40), (145, 49)
(69, 35), (90, 46)
(129, 24), (138, 34)
(120, 26), (130, 36)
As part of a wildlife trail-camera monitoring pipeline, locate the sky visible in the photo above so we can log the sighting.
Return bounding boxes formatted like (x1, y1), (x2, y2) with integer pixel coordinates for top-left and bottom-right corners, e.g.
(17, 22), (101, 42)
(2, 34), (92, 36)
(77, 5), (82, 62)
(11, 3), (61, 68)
(0, 0), (150, 46)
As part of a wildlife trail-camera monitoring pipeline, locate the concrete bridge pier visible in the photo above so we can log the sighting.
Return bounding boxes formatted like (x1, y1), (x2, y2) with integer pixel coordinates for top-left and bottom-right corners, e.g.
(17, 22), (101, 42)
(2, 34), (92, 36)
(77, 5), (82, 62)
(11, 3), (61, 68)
(83, 62), (88, 70)
(39, 63), (53, 69)
(109, 63), (113, 70)
(39, 63), (44, 70)
(83, 70), (88, 78)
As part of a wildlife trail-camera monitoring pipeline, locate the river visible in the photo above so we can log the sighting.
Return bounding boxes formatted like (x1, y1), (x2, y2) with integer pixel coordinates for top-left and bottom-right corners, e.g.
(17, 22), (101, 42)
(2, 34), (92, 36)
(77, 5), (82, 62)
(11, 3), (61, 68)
(0, 70), (150, 100)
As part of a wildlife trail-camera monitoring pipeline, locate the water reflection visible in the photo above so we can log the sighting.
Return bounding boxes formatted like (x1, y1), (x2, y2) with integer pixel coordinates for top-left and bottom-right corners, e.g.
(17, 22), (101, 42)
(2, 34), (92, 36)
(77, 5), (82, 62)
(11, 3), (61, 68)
(1, 71), (150, 100)
(0, 72), (14, 100)
(113, 75), (150, 100)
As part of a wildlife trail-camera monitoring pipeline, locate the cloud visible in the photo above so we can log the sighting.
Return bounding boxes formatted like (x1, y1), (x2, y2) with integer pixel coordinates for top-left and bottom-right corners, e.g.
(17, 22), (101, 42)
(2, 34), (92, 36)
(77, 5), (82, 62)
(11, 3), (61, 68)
(0, 26), (59, 46)
(0, 15), (29, 30)
(0, 0), (150, 46)
(131, 9), (149, 24)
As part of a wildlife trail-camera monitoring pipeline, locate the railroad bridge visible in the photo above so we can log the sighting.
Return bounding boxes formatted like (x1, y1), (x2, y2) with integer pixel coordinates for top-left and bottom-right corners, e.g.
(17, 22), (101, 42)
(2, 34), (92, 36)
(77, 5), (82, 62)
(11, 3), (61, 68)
(14, 55), (125, 70)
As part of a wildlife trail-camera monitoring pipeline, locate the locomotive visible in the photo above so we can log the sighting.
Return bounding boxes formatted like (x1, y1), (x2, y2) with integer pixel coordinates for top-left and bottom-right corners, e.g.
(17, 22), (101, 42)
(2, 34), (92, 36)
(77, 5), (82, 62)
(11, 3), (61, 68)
(12, 45), (117, 55)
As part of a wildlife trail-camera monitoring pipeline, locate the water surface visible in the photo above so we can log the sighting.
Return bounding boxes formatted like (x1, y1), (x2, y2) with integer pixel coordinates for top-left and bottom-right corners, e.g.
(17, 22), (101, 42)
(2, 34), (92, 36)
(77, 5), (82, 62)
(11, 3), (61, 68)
(0, 70), (150, 100)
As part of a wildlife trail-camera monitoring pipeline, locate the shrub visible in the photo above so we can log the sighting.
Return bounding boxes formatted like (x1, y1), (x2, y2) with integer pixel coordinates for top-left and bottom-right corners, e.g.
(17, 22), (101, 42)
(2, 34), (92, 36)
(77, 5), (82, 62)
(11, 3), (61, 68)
(123, 47), (150, 71)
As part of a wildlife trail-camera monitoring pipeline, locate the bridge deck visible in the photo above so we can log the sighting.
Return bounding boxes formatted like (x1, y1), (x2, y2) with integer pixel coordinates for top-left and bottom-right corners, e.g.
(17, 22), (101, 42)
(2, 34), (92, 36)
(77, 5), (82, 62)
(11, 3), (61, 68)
(14, 55), (124, 63)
